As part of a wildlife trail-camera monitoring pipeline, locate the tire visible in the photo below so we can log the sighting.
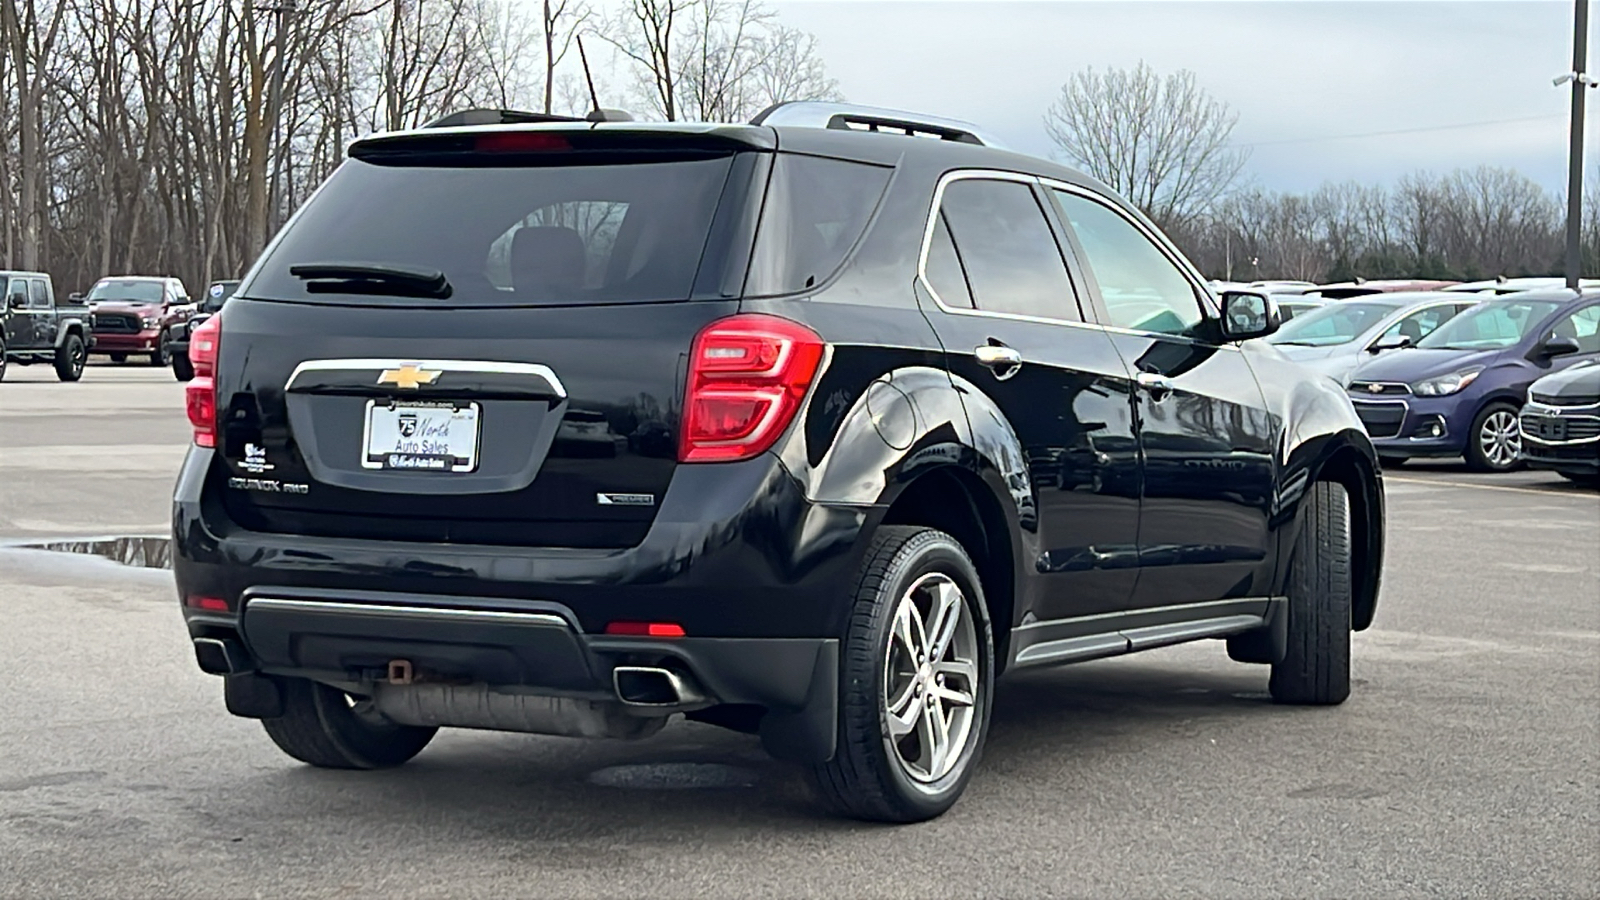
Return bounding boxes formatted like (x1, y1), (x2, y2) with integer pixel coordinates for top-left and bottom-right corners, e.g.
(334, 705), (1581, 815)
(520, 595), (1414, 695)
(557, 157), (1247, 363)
(810, 526), (994, 823)
(109, 352), (127, 364)
(1465, 402), (1522, 472)
(260, 678), (436, 769)
(54, 334), (85, 382)
(0, 339), (7, 382)
(1270, 481), (1353, 706)
(149, 330), (172, 367)
(172, 352), (194, 382)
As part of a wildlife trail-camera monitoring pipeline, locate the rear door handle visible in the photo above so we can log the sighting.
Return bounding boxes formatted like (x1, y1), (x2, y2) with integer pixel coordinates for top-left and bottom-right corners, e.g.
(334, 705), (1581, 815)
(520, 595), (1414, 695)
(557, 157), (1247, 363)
(1136, 371), (1175, 401)
(974, 343), (1023, 380)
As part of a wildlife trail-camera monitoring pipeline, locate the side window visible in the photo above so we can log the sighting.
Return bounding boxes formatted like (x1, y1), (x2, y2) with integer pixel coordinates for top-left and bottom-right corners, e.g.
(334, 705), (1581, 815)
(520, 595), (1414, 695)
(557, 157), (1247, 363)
(922, 211), (973, 309)
(1553, 304), (1600, 353)
(938, 178), (1080, 321)
(746, 155), (893, 296)
(1052, 189), (1205, 337)
(1378, 305), (1458, 346)
(4, 278), (24, 308)
(28, 279), (49, 309)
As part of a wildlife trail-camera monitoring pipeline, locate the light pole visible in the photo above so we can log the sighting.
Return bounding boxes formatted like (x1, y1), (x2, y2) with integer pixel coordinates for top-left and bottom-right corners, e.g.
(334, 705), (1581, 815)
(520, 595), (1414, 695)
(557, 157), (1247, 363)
(256, 0), (296, 233)
(1557, 0), (1595, 289)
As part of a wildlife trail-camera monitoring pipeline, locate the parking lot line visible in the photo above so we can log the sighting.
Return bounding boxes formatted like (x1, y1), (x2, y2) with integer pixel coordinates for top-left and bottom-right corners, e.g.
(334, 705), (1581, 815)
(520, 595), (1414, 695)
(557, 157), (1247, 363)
(1385, 475), (1598, 499)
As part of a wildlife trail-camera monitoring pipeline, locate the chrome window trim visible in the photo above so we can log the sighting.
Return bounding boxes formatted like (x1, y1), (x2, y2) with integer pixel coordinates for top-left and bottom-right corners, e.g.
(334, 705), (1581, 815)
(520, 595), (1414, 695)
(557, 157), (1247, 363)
(286, 358), (568, 398)
(915, 169), (1099, 330)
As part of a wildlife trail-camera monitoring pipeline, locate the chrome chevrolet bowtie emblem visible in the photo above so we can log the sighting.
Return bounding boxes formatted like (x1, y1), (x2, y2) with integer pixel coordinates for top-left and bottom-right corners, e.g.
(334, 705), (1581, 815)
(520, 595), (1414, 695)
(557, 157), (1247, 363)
(377, 364), (441, 390)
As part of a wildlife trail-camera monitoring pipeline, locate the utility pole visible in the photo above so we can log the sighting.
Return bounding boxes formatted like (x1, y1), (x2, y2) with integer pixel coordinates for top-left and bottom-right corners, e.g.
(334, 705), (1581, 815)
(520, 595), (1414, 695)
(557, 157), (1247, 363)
(1558, 0), (1594, 289)
(257, 0), (295, 235)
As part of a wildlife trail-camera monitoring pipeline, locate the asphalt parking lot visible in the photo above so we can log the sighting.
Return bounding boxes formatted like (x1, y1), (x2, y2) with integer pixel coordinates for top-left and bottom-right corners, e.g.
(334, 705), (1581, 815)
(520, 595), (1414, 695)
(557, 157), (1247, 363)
(1, 364), (1597, 899)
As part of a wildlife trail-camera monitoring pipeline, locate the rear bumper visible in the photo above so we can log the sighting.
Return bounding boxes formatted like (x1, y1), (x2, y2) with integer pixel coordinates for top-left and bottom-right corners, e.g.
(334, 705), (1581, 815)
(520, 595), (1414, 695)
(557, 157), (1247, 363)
(174, 448), (878, 761)
(184, 589), (838, 761)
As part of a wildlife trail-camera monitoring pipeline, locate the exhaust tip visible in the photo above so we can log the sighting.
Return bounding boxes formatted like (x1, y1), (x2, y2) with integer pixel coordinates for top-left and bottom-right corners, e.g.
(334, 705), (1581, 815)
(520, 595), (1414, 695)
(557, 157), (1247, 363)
(193, 637), (249, 675)
(613, 666), (706, 707)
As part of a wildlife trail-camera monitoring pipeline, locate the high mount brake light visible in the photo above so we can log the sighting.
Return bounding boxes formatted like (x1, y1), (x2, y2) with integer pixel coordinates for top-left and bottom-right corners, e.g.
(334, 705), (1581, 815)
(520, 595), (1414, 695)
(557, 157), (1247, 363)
(185, 314), (222, 447)
(474, 132), (571, 153)
(679, 314), (825, 463)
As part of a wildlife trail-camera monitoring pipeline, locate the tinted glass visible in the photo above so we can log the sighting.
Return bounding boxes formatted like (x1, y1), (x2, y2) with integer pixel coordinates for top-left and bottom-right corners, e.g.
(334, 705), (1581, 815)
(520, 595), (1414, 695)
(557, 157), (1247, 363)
(940, 179), (1078, 320)
(1268, 301), (1396, 346)
(1418, 300), (1564, 350)
(1551, 304), (1600, 353)
(1376, 305), (1460, 346)
(27, 279), (49, 308)
(923, 212), (973, 308)
(746, 154), (892, 296)
(1053, 190), (1202, 336)
(86, 279), (164, 303)
(247, 156), (735, 306)
(3, 278), (22, 305)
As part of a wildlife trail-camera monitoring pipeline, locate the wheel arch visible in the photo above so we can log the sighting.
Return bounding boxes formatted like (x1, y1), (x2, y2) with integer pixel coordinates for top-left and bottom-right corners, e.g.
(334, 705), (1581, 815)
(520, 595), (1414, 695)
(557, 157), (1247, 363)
(879, 464), (1020, 670)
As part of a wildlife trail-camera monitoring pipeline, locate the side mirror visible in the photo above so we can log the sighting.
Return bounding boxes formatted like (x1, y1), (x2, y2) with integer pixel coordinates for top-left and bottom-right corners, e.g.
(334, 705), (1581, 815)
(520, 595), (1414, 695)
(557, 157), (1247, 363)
(1368, 335), (1413, 354)
(68, 292), (83, 303)
(1219, 290), (1280, 341)
(1538, 334), (1581, 359)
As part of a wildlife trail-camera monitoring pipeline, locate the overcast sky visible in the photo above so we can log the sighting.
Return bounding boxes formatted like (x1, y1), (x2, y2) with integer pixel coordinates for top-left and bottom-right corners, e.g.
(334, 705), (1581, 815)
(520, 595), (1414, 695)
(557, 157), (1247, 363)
(769, 1), (1596, 195)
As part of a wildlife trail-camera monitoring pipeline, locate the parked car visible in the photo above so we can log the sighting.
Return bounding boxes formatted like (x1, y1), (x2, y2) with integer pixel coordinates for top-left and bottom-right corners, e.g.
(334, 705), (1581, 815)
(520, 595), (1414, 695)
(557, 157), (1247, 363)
(0, 270), (92, 382)
(1444, 277), (1600, 296)
(1519, 361), (1600, 486)
(85, 275), (194, 366)
(173, 101), (1385, 823)
(1274, 295), (1327, 322)
(1266, 292), (1478, 384)
(1345, 290), (1600, 470)
(1308, 279), (1461, 300)
(170, 280), (238, 381)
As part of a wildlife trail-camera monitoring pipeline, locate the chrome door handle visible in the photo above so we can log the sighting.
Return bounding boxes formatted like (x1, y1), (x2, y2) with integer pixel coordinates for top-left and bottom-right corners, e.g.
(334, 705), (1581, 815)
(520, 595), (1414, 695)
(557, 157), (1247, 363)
(1136, 371), (1175, 400)
(974, 343), (1023, 380)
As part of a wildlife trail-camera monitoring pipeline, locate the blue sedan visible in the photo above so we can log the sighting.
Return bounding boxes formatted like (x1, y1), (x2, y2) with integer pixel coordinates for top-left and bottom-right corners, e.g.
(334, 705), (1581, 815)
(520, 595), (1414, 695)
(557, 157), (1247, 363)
(1344, 290), (1600, 471)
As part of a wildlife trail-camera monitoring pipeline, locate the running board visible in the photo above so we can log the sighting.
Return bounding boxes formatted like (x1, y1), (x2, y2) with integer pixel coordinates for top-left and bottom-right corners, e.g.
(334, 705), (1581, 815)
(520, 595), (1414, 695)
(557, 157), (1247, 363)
(1010, 601), (1281, 671)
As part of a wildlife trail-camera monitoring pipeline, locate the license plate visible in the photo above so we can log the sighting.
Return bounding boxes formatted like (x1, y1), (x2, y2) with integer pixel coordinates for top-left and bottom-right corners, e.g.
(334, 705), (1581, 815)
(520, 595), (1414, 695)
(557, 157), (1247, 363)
(362, 400), (481, 472)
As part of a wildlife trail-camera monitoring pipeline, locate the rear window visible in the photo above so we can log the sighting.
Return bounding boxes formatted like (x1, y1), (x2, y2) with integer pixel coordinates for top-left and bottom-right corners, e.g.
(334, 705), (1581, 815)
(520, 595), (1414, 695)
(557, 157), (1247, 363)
(245, 156), (737, 306)
(744, 154), (892, 296)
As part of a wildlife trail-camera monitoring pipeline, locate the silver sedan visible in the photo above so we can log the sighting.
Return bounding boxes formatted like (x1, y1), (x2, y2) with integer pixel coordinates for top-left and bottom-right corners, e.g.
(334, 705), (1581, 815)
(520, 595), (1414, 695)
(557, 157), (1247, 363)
(1266, 291), (1480, 384)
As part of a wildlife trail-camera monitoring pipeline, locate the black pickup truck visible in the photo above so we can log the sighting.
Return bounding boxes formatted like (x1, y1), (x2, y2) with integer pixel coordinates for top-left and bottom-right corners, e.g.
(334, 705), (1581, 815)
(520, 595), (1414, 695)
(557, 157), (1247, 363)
(170, 280), (238, 381)
(0, 270), (91, 382)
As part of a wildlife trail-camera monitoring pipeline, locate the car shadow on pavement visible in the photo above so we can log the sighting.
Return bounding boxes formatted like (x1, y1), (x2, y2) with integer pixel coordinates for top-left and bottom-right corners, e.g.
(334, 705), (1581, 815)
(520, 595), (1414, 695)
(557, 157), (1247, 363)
(252, 658), (1281, 833)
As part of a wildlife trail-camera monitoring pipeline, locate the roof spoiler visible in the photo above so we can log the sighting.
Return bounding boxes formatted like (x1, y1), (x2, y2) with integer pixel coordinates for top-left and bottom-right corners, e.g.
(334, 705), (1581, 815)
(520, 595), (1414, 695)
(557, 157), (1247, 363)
(750, 101), (1005, 149)
(423, 108), (636, 129)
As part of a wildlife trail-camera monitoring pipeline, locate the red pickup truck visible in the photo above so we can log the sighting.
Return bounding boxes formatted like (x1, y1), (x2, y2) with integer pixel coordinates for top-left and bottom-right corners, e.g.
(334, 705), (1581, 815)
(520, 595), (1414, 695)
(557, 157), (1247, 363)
(85, 275), (195, 366)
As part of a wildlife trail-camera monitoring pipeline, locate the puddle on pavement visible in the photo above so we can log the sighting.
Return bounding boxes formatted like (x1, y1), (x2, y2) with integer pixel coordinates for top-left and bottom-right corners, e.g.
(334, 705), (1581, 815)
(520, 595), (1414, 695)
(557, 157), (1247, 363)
(11, 536), (172, 569)
(587, 762), (761, 790)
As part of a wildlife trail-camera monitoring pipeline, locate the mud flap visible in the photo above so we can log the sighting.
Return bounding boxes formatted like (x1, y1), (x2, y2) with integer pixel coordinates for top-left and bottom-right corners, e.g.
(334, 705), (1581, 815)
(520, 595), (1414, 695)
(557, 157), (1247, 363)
(758, 641), (839, 763)
(1226, 596), (1289, 665)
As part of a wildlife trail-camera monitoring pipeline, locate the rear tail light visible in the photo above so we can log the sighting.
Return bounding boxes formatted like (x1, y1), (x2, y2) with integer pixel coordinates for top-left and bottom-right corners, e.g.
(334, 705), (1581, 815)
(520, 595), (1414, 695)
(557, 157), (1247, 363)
(679, 314), (825, 462)
(185, 314), (222, 447)
(604, 621), (687, 637)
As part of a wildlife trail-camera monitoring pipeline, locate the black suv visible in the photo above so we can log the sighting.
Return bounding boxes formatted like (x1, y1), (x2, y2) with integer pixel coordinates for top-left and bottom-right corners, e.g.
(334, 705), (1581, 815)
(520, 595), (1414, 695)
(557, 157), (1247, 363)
(174, 103), (1385, 822)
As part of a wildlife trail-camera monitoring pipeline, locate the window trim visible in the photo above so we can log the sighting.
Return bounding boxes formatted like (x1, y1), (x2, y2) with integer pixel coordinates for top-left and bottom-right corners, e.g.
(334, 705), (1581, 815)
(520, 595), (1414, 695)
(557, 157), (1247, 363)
(915, 169), (1091, 329)
(1040, 178), (1224, 344)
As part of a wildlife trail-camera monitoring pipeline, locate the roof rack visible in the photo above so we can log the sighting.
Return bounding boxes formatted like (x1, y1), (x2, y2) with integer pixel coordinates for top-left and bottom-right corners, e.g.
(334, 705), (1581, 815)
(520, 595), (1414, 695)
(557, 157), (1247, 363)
(423, 107), (635, 129)
(750, 101), (1005, 149)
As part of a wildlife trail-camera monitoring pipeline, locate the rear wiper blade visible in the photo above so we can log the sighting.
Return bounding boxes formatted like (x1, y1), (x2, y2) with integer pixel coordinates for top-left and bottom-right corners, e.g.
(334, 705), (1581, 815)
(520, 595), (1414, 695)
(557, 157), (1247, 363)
(289, 262), (452, 299)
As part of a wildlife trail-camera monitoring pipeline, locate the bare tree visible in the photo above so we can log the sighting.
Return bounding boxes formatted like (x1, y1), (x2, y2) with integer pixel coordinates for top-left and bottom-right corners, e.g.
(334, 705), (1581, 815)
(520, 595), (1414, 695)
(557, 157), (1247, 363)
(1044, 62), (1249, 230)
(604, 0), (838, 122)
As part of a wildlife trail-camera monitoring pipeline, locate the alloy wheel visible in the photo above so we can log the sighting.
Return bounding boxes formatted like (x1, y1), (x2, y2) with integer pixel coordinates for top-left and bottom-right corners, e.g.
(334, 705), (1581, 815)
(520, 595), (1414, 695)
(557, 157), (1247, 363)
(1478, 409), (1521, 470)
(883, 572), (980, 783)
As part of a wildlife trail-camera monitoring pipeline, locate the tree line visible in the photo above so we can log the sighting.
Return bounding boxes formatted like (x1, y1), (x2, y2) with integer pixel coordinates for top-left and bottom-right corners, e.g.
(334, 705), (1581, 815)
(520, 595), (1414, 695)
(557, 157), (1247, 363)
(0, 0), (839, 295)
(1046, 61), (1600, 283)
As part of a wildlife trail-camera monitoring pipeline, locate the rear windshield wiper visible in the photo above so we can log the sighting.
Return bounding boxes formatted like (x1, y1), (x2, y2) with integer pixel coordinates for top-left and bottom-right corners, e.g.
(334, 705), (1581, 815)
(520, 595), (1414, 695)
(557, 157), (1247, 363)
(289, 262), (453, 299)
